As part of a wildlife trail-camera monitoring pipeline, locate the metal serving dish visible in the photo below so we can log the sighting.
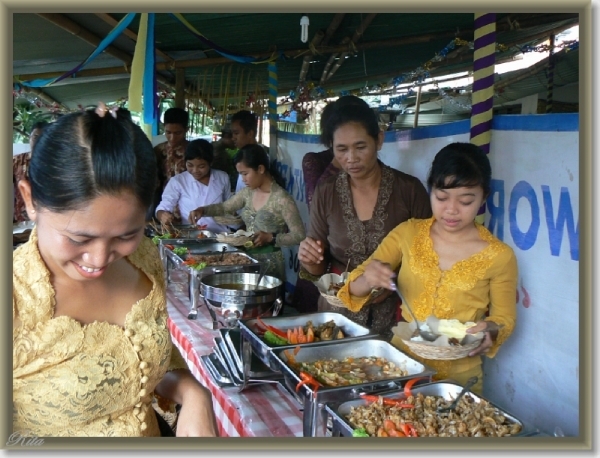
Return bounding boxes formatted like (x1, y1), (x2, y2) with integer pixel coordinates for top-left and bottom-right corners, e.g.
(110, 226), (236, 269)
(238, 312), (374, 370)
(201, 272), (284, 328)
(159, 240), (260, 318)
(271, 338), (434, 437)
(327, 380), (533, 437)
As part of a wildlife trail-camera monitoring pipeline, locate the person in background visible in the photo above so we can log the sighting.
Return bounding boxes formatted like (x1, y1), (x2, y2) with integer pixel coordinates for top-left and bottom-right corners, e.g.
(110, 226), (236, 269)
(338, 142), (518, 394)
(211, 124), (238, 192)
(188, 144), (305, 283)
(150, 107), (190, 220)
(13, 103), (218, 437)
(156, 139), (231, 234)
(230, 110), (269, 193)
(13, 121), (48, 223)
(297, 96), (432, 341)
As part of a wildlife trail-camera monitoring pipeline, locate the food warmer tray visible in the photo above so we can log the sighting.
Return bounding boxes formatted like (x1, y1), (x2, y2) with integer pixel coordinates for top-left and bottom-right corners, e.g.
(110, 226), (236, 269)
(238, 312), (375, 371)
(159, 240), (260, 318)
(271, 338), (435, 437)
(326, 380), (535, 437)
(200, 353), (236, 388)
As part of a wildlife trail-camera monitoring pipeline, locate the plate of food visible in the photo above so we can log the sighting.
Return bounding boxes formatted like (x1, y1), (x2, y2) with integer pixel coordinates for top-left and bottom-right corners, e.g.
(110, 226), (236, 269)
(313, 272), (349, 307)
(216, 229), (254, 247)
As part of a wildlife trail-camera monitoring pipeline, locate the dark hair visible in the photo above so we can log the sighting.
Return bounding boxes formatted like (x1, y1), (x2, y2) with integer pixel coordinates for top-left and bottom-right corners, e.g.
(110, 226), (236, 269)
(185, 139), (214, 164)
(28, 109), (157, 212)
(30, 121), (49, 134)
(427, 142), (492, 197)
(163, 107), (189, 128)
(320, 96), (380, 148)
(234, 144), (285, 188)
(230, 110), (258, 135)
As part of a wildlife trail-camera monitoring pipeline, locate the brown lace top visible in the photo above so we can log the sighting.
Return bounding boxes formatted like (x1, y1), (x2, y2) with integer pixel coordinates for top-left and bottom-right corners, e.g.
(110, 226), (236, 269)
(306, 162), (432, 274)
(13, 152), (31, 223)
(154, 140), (190, 190)
(13, 229), (187, 437)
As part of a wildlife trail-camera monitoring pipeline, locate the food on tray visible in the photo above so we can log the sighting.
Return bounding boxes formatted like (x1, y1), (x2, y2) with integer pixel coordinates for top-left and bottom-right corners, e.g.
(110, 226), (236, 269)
(346, 391), (522, 437)
(437, 319), (477, 340)
(256, 318), (346, 346)
(182, 253), (253, 269)
(285, 355), (409, 387)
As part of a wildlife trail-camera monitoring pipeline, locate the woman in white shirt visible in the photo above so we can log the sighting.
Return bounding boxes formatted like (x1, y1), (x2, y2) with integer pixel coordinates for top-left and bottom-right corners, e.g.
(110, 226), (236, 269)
(156, 139), (231, 234)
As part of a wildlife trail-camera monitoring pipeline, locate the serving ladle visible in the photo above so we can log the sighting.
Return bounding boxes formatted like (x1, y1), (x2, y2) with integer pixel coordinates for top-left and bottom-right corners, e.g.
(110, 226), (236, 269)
(394, 288), (437, 342)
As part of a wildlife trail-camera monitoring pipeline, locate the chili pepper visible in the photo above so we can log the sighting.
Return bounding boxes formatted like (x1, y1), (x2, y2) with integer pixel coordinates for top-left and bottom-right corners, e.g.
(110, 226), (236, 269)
(383, 420), (407, 437)
(256, 317), (287, 339)
(360, 394), (415, 408)
(403, 376), (427, 399)
(296, 371), (322, 398)
(399, 423), (418, 437)
(182, 259), (197, 266)
(293, 345), (301, 356)
(164, 244), (175, 250)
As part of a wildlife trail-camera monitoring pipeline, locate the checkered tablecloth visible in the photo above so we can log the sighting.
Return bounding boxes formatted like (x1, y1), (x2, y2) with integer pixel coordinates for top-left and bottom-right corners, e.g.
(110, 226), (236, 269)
(166, 282), (304, 437)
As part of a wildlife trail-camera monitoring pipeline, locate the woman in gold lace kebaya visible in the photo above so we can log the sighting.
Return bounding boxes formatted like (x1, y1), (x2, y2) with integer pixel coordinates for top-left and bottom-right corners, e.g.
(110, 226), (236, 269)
(297, 96), (432, 340)
(337, 143), (518, 394)
(13, 103), (218, 437)
(189, 144), (306, 282)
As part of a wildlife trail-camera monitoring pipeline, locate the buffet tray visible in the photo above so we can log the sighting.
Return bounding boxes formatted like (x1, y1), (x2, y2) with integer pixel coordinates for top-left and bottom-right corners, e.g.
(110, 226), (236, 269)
(326, 380), (533, 437)
(270, 338), (434, 436)
(239, 312), (375, 370)
(201, 353), (236, 388)
(220, 328), (278, 378)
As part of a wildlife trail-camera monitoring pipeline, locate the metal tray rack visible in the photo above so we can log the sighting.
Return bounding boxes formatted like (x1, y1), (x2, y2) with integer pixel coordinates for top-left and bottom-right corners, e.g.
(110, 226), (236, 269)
(159, 239), (260, 318)
(238, 312), (375, 371)
(270, 338), (435, 437)
(326, 380), (535, 437)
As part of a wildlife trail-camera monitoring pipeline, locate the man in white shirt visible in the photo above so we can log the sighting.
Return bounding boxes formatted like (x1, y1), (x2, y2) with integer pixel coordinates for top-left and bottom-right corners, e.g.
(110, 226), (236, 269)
(230, 110), (269, 193)
(156, 139), (231, 234)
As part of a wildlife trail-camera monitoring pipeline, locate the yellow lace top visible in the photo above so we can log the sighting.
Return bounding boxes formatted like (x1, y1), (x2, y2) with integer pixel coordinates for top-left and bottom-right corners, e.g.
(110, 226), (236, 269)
(13, 228), (188, 437)
(337, 217), (518, 378)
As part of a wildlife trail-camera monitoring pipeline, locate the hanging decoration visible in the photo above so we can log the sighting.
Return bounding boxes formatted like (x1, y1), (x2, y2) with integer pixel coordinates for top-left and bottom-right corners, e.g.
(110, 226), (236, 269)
(16, 13), (136, 88)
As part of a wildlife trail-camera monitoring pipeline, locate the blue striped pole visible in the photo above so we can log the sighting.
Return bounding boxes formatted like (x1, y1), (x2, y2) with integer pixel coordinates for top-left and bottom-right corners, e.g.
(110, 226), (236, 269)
(470, 13), (496, 221)
(268, 61), (278, 153)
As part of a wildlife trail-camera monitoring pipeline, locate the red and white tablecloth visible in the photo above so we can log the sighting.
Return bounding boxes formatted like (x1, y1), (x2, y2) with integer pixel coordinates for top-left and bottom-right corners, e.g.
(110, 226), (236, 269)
(166, 282), (304, 437)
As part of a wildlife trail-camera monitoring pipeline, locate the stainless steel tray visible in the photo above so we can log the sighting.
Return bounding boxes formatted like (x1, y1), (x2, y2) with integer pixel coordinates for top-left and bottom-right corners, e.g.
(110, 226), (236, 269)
(221, 328), (279, 378)
(201, 354), (235, 388)
(239, 312), (375, 369)
(327, 380), (532, 437)
(271, 338), (435, 437)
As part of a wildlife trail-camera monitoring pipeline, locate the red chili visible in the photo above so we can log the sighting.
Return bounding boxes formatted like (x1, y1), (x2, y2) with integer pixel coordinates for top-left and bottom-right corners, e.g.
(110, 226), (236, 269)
(296, 371), (322, 398)
(360, 394), (414, 408)
(256, 316), (287, 339)
(399, 423), (418, 437)
(403, 376), (427, 399)
(164, 244), (175, 250)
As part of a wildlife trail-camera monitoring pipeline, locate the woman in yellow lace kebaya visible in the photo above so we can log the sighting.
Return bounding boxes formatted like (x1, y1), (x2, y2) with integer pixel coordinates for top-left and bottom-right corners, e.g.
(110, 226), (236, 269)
(13, 103), (218, 437)
(338, 143), (518, 394)
(189, 144), (306, 283)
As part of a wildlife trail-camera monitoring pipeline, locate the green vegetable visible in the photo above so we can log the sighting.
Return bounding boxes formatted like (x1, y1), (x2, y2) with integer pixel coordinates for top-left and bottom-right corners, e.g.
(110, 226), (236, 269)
(173, 247), (188, 256)
(263, 330), (289, 346)
(191, 262), (208, 271)
(352, 428), (369, 437)
(152, 233), (172, 245)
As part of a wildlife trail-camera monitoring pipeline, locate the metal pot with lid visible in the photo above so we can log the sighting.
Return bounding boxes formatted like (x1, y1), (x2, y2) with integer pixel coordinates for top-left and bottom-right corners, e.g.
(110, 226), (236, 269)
(200, 272), (284, 328)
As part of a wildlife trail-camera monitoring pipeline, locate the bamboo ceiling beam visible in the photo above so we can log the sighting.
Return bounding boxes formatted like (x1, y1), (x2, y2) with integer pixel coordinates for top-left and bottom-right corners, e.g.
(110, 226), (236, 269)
(299, 13), (346, 82)
(322, 13), (378, 83)
(18, 86), (69, 111)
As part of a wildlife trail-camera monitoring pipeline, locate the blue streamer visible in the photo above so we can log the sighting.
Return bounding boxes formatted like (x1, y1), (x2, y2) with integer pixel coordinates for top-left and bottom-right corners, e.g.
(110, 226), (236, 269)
(143, 13), (156, 125)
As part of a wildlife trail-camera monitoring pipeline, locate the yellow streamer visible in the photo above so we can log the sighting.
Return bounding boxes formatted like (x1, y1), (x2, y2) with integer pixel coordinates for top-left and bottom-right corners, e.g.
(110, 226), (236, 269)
(128, 13), (148, 115)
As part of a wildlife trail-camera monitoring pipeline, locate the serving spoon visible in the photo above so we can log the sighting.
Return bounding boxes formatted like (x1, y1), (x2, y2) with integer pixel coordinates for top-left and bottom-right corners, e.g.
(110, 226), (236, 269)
(394, 288), (437, 342)
(437, 376), (479, 414)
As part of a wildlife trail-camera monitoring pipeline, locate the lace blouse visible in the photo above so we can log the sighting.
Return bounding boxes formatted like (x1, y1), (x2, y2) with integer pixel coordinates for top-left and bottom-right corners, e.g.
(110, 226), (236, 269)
(337, 217), (518, 378)
(13, 228), (188, 437)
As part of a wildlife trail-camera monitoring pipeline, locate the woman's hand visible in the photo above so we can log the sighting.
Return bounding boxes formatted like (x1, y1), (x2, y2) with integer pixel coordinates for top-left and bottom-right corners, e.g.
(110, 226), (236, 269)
(252, 231), (274, 247)
(157, 210), (174, 226)
(298, 237), (325, 266)
(467, 321), (502, 357)
(175, 384), (219, 437)
(362, 260), (397, 291)
(188, 207), (204, 225)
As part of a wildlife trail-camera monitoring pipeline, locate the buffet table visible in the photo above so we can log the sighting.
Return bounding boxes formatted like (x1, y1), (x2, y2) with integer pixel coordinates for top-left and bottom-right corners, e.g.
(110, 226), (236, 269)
(166, 282), (304, 437)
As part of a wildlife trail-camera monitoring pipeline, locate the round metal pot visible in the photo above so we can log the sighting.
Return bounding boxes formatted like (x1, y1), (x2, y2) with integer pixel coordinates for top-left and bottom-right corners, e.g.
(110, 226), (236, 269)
(200, 272), (284, 327)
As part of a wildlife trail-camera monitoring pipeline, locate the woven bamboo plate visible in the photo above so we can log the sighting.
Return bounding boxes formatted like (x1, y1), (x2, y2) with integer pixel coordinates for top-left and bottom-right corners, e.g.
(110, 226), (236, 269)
(401, 338), (482, 361)
(314, 272), (349, 308)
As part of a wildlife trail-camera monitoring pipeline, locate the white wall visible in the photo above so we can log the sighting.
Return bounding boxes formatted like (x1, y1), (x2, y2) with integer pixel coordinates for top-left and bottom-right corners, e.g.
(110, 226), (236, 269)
(273, 114), (580, 437)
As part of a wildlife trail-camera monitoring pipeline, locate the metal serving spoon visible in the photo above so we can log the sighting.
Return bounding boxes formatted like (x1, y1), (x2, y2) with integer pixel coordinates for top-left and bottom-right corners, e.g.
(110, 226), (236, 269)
(394, 288), (437, 342)
(437, 376), (479, 414)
